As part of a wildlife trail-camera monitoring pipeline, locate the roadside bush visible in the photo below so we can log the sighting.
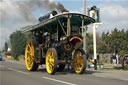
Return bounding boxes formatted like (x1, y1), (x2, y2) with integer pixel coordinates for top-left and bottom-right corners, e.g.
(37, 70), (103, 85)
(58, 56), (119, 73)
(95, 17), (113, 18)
(10, 31), (27, 60)
(5, 51), (11, 55)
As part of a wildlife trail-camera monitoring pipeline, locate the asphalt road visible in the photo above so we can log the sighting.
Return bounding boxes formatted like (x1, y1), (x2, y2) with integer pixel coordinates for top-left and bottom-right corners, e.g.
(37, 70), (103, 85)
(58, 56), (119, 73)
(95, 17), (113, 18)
(0, 60), (127, 85)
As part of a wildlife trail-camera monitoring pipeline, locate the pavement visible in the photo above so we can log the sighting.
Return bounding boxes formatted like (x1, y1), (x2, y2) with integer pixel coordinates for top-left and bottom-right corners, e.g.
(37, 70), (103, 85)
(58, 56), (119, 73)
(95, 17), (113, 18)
(0, 59), (128, 85)
(89, 69), (128, 81)
(87, 64), (128, 81)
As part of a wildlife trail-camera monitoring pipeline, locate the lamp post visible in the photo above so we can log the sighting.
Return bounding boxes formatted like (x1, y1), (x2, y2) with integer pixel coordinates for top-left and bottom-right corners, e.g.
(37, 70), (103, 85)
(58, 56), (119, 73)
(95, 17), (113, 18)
(93, 22), (102, 70)
(88, 6), (102, 70)
(83, 0), (86, 14)
(83, 0), (86, 53)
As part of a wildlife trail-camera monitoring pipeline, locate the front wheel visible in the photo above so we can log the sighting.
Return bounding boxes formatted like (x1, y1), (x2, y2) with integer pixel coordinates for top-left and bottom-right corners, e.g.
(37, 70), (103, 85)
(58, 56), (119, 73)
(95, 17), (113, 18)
(25, 40), (39, 71)
(46, 48), (58, 75)
(73, 49), (86, 74)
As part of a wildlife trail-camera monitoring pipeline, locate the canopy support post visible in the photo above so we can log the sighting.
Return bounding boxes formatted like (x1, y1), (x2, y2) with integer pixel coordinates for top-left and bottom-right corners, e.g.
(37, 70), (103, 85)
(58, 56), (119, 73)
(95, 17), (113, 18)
(58, 20), (67, 36)
(67, 17), (71, 36)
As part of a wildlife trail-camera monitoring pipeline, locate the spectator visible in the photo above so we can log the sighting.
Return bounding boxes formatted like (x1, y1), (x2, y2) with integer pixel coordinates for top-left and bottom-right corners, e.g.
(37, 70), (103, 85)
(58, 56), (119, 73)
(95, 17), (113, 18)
(86, 54), (89, 68)
(97, 55), (100, 65)
(112, 54), (116, 66)
(110, 56), (113, 64)
(116, 54), (119, 64)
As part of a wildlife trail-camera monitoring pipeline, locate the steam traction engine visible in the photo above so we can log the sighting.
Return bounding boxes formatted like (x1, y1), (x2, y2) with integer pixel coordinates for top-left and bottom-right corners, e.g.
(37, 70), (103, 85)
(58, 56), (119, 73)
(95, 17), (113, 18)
(22, 11), (95, 75)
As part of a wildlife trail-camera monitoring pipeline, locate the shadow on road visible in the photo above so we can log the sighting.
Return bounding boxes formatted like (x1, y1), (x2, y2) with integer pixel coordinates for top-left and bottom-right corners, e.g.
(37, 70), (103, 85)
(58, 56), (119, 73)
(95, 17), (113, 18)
(34, 67), (102, 75)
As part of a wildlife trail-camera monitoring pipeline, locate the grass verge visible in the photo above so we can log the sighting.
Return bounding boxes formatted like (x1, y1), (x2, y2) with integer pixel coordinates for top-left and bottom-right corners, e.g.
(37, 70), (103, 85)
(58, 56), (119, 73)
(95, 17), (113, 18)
(113, 66), (128, 71)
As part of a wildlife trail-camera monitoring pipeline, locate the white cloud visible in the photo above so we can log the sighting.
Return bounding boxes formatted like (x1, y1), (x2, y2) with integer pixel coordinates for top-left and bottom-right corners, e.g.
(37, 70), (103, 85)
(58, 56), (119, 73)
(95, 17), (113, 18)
(49, 0), (55, 2)
(100, 3), (128, 19)
(101, 3), (128, 31)
(0, 27), (11, 50)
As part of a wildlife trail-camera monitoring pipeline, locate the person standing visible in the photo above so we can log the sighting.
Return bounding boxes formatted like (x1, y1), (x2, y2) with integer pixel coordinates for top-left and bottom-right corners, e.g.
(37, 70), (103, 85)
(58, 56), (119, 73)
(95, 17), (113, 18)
(112, 54), (116, 66)
(86, 53), (89, 68)
(97, 55), (100, 65)
(116, 54), (119, 64)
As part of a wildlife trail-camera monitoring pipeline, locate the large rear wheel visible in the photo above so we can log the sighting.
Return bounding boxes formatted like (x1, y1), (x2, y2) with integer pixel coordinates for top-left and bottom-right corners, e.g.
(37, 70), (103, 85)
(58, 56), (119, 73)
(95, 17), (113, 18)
(73, 49), (86, 74)
(46, 48), (58, 75)
(25, 40), (38, 71)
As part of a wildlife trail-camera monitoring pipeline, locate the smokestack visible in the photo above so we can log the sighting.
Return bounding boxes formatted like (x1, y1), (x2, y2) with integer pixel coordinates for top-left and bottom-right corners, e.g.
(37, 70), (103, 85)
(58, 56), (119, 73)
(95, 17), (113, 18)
(38, 10), (57, 22)
(62, 10), (69, 14)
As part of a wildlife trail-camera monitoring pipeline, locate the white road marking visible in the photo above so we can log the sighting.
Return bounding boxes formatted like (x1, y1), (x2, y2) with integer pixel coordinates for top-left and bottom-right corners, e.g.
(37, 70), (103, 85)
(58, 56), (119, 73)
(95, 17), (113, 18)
(43, 77), (77, 85)
(8, 68), (29, 75)
(0, 65), (5, 68)
(120, 78), (128, 81)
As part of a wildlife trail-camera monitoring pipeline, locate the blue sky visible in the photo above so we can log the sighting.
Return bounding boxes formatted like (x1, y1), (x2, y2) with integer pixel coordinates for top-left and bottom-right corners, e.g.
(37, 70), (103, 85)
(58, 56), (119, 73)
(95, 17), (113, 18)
(0, 0), (128, 50)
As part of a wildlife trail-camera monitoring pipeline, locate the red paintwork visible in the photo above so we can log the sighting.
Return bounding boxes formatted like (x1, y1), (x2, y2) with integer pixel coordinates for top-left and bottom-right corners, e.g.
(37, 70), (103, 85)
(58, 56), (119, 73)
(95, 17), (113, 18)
(126, 61), (128, 64)
(38, 61), (40, 64)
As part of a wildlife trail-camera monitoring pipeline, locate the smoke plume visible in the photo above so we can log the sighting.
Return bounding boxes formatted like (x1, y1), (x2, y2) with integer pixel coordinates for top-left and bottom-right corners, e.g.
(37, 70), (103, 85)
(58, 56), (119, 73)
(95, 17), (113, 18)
(0, 0), (68, 22)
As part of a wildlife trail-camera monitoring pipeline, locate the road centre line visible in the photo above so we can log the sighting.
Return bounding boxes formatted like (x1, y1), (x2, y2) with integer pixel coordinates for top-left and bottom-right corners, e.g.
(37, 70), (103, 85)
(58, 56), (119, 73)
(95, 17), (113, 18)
(120, 78), (128, 81)
(8, 68), (29, 75)
(43, 77), (77, 85)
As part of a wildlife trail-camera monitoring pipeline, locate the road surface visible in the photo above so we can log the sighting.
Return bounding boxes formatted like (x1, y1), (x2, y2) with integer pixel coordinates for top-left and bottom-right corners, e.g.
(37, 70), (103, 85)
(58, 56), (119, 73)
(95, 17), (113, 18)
(0, 60), (127, 85)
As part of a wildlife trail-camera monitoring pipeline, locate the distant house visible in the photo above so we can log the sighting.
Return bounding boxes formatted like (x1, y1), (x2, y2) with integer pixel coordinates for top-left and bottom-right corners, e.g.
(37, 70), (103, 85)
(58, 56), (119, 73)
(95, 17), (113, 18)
(7, 48), (11, 52)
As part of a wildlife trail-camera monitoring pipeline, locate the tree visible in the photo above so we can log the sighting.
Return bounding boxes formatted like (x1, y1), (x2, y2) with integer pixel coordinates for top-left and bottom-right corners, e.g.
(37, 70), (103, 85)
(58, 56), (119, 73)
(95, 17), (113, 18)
(21, 25), (33, 40)
(4, 42), (8, 52)
(97, 33), (111, 53)
(101, 28), (128, 54)
(10, 31), (27, 59)
(86, 33), (110, 54)
(86, 33), (93, 54)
